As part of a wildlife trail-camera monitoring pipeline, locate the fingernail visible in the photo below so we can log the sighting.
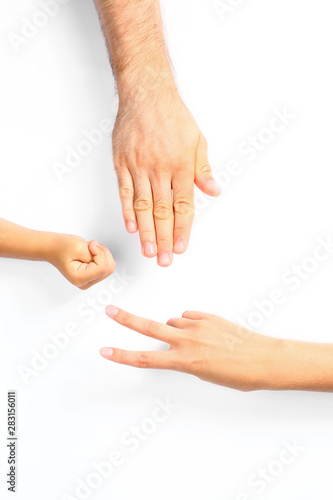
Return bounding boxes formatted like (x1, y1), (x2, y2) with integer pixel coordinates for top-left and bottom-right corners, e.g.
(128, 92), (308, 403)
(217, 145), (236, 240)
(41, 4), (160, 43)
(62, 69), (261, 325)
(158, 252), (172, 267)
(105, 305), (119, 317)
(144, 242), (156, 257)
(100, 347), (114, 358)
(206, 180), (221, 195)
(126, 221), (137, 233)
(174, 240), (186, 254)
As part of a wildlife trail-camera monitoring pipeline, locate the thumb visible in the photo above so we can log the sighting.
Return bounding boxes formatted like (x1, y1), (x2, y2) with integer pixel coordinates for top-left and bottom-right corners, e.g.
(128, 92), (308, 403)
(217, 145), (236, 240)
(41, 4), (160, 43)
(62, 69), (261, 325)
(195, 134), (221, 197)
(88, 240), (105, 266)
(88, 240), (116, 273)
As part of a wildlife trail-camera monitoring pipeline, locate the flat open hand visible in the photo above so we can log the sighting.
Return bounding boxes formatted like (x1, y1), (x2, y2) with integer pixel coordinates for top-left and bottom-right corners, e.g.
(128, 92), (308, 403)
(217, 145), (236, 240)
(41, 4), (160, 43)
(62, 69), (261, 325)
(112, 91), (220, 267)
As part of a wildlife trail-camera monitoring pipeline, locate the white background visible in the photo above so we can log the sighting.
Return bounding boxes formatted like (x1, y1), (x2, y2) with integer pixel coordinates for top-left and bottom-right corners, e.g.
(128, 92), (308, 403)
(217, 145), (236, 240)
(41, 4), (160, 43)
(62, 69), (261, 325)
(1, 0), (333, 499)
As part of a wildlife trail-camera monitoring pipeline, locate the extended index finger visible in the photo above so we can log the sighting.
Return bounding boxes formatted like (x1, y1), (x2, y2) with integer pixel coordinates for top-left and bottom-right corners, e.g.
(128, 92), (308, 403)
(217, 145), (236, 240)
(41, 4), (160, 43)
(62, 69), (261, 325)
(105, 306), (178, 344)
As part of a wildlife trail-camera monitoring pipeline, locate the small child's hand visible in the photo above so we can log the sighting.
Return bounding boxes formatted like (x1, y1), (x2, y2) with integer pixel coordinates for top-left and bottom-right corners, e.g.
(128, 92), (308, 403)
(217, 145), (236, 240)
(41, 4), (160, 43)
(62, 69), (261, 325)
(48, 235), (116, 290)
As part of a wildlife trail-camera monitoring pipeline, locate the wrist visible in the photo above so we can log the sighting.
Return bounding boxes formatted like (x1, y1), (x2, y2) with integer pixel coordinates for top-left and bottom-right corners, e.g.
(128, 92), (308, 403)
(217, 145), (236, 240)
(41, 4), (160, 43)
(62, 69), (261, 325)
(254, 337), (291, 391)
(116, 60), (177, 106)
(236, 335), (290, 392)
(256, 337), (320, 391)
(35, 232), (63, 264)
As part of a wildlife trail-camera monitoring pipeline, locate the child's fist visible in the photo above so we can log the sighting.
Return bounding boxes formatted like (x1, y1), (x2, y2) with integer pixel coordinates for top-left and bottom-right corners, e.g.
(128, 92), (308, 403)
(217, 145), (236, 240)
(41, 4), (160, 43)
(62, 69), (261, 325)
(48, 234), (116, 289)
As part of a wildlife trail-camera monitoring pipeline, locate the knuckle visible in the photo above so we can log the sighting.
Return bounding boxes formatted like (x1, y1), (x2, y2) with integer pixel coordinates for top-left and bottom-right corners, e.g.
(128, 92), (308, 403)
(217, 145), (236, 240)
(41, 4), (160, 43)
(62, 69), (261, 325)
(135, 150), (150, 166)
(156, 237), (170, 247)
(186, 358), (204, 374)
(134, 197), (153, 212)
(150, 164), (171, 180)
(133, 167), (148, 180)
(143, 320), (159, 336)
(180, 332), (195, 345)
(183, 347), (208, 374)
(119, 187), (134, 200)
(116, 350), (124, 364)
(119, 311), (132, 325)
(198, 163), (212, 174)
(172, 156), (193, 169)
(166, 317), (176, 327)
(113, 154), (126, 170)
(123, 207), (134, 215)
(73, 238), (87, 254)
(173, 199), (194, 216)
(187, 321), (200, 333)
(138, 352), (150, 368)
(139, 229), (155, 238)
(153, 203), (172, 220)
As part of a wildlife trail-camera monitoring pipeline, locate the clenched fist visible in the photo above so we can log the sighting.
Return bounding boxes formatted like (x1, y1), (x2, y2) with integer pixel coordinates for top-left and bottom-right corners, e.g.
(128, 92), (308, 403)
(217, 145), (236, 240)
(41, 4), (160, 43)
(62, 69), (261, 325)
(48, 235), (116, 290)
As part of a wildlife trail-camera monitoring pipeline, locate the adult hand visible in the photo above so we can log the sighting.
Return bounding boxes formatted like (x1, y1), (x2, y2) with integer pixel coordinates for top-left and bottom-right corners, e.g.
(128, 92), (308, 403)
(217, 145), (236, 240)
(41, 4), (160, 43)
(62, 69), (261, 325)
(94, 0), (220, 266)
(113, 90), (220, 266)
(100, 306), (281, 391)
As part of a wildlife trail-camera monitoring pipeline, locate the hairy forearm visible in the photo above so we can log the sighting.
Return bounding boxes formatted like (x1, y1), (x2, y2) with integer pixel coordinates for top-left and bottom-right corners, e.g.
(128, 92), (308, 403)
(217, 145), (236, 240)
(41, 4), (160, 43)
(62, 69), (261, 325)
(94, 0), (218, 265)
(0, 218), (55, 262)
(94, 0), (176, 99)
(264, 337), (333, 392)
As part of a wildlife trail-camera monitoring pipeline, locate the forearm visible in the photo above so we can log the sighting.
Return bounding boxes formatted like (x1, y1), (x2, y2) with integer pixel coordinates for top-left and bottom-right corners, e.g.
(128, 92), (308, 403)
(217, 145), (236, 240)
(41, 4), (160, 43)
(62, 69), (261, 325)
(94, 0), (176, 101)
(100, 307), (333, 393)
(0, 218), (116, 289)
(264, 337), (333, 392)
(0, 218), (55, 262)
